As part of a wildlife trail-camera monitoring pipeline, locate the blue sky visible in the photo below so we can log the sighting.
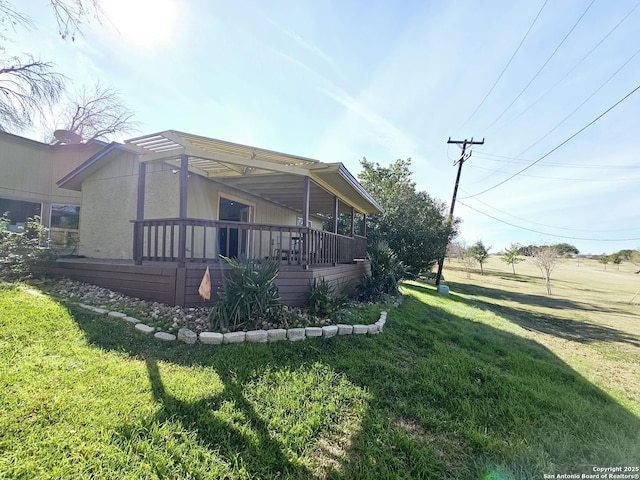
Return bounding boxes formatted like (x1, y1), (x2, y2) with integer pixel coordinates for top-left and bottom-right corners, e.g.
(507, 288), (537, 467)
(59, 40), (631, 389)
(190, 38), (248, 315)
(9, 0), (640, 254)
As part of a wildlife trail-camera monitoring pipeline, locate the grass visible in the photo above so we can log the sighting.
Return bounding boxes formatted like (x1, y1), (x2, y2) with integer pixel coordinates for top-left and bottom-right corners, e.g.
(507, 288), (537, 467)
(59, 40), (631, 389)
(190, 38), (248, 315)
(1, 258), (639, 479)
(442, 255), (640, 414)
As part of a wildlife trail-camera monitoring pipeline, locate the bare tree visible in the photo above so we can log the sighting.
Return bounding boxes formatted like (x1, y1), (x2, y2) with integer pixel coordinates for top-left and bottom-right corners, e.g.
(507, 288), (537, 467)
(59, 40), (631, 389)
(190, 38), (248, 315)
(0, 1), (103, 132)
(459, 244), (476, 279)
(528, 245), (563, 295)
(0, 57), (65, 132)
(48, 0), (103, 41)
(446, 241), (465, 264)
(54, 83), (139, 142)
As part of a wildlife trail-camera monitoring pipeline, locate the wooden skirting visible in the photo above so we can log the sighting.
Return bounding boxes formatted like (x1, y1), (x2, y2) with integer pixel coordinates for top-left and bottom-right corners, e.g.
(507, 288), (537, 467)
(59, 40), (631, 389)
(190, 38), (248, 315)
(54, 259), (371, 308)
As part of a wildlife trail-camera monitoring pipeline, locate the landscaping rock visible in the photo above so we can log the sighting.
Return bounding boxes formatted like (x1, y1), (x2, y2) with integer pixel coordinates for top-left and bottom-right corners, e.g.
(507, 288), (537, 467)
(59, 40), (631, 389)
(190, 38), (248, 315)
(287, 328), (306, 341)
(135, 323), (155, 334)
(367, 323), (380, 334)
(246, 330), (268, 343)
(199, 332), (223, 345)
(178, 328), (197, 344)
(154, 332), (176, 341)
(267, 329), (287, 342)
(352, 324), (368, 335)
(337, 324), (353, 335)
(223, 332), (246, 344)
(305, 326), (323, 338)
(322, 325), (339, 338)
(44, 279), (392, 346)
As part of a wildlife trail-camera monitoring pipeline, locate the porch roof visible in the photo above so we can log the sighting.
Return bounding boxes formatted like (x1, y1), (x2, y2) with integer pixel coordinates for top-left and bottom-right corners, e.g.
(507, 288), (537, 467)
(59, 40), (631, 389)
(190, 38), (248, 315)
(124, 130), (383, 215)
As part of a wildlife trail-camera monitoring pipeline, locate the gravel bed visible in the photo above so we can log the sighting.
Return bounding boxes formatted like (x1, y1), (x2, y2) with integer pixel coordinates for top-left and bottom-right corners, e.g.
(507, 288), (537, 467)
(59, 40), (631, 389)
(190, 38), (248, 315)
(40, 278), (335, 334)
(42, 278), (212, 333)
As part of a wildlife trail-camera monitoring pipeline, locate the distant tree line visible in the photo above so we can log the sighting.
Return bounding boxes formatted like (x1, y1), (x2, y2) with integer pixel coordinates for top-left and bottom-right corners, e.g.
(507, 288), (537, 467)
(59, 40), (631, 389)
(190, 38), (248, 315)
(515, 243), (579, 257)
(446, 240), (640, 295)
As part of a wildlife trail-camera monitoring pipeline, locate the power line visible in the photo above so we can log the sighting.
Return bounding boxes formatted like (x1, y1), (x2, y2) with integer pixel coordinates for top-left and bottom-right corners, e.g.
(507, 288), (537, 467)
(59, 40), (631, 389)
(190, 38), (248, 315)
(498, 42), (640, 167)
(509, 0), (640, 124)
(458, 200), (640, 242)
(472, 151), (640, 169)
(461, 0), (548, 127)
(464, 162), (640, 182)
(462, 81), (640, 199)
(485, 42), (640, 179)
(483, 0), (596, 133)
(476, 3), (640, 183)
(461, 193), (640, 233)
(481, 46), (640, 181)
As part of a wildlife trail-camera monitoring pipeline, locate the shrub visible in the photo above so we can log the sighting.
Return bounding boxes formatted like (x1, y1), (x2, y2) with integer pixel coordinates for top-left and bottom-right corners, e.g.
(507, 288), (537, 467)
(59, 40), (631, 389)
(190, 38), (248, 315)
(308, 277), (352, 318)
(0, 215), (56, 281)
(359, 240), (406, 302)
(208, 256), (283, 332)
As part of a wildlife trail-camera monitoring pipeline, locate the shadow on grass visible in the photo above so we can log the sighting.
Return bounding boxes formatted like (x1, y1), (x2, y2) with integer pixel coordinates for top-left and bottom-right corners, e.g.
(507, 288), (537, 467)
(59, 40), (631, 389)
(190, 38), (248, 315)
(135, 357), (309, 478)
(415, 280), (640, 347)
(67, 290), (640, 479)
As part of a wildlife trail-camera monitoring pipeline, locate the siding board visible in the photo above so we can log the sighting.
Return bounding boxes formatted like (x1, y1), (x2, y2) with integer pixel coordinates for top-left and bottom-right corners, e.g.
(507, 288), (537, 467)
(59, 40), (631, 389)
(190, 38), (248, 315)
(54, 259), (370, 308)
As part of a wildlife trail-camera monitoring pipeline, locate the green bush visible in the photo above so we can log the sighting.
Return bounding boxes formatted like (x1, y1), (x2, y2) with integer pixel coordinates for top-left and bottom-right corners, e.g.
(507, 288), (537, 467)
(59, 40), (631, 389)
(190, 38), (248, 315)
(0, 215), (56, 281)
(359, 240), (406, 302)
(308, 277), (352, 318)
(208, 256), (283, 332)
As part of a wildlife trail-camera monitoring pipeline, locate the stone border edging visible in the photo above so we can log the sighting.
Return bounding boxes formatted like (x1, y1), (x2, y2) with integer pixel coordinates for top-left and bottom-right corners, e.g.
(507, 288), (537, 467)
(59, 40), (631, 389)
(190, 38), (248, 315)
(77, 303), (388, 346)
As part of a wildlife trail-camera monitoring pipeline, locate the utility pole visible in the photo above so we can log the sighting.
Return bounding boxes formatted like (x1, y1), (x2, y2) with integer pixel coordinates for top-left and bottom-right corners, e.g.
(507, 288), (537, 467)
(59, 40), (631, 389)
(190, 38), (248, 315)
(435, 137), (484, 286)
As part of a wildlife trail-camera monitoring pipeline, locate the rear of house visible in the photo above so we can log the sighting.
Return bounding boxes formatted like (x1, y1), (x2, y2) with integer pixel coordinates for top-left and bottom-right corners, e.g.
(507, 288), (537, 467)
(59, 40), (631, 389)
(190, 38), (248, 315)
(3, 130), (382, 306)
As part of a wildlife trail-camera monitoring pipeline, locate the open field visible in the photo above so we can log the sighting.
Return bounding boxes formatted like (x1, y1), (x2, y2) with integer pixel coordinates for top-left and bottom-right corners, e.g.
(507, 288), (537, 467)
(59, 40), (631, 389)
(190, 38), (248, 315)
(1, 258), (639, 479)
(440, 255), (640, 413)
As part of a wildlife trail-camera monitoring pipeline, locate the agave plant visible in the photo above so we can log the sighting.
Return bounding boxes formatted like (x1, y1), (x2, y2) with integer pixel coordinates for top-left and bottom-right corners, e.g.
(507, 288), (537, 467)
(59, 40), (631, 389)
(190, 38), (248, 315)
(208, 256), (283, 332)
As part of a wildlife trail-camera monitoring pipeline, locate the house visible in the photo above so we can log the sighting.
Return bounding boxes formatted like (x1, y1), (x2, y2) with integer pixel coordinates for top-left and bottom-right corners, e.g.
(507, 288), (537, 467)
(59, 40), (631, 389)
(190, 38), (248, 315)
(2, 130), (383, 307)
(0, 131), (104, 246)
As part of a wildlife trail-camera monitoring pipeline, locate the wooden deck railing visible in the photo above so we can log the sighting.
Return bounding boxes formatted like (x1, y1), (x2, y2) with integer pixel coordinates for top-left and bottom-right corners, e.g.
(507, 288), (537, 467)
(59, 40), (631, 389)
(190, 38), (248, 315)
(133, 218), (368, 267)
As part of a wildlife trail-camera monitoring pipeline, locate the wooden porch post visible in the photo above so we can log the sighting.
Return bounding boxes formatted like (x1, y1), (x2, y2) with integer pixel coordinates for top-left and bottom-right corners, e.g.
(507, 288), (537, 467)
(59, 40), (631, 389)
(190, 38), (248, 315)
(332, 196), (339, 266)
(177, 154), (188, 267)
(350, 206), (355, 237)
(302, 176), (310, 227)
(134, 160), (146, 265)
(302, 176), (310, 268)
(179, 154), (188, 218)
(363, 214), (367, 236)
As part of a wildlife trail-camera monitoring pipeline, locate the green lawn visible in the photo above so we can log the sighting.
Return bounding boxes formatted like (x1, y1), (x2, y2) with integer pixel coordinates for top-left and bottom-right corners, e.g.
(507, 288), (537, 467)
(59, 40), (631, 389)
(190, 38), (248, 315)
(1, 271), (639, 479)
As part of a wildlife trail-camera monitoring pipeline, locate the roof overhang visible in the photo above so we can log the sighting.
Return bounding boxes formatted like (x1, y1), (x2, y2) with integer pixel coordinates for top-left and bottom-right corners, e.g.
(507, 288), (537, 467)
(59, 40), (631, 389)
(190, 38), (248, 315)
(57, 142), (139, 191)
(124, 130), (383, 215)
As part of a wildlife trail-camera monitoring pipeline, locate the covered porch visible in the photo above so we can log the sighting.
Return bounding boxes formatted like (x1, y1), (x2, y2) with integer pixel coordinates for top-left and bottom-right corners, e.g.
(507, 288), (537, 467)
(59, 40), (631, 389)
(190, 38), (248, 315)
(128, 131), (382, 269)
(55, 131), (382, 307)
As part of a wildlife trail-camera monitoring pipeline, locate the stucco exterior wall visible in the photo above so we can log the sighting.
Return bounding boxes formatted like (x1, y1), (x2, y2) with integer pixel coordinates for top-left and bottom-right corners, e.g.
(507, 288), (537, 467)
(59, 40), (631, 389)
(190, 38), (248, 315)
(76, 155), (329, 260)
(78, 152), (138, 258)
(77, 156), (179, 259)
(0, 132), (102, 226)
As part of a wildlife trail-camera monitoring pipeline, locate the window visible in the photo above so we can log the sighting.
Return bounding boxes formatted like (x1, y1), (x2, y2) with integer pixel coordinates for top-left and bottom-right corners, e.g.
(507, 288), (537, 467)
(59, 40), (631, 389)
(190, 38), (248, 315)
(50, 204), (80, 229)
(296, 217), (312, 228)
(0, 198), (41, 232)
(49, 204), (80, 247)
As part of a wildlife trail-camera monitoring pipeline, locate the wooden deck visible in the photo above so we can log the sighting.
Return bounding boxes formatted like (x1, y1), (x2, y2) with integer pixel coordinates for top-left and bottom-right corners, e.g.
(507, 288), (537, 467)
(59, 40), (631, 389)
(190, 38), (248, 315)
(54, 258), (371, 307)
